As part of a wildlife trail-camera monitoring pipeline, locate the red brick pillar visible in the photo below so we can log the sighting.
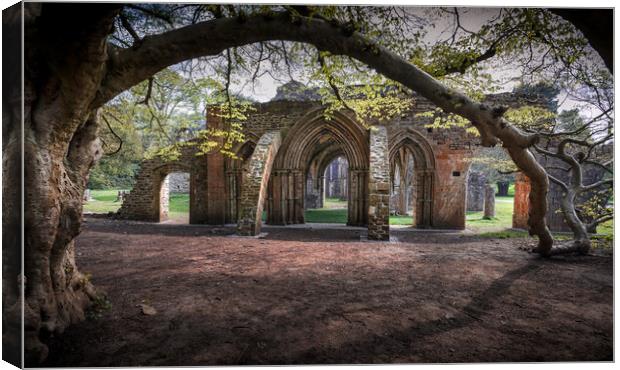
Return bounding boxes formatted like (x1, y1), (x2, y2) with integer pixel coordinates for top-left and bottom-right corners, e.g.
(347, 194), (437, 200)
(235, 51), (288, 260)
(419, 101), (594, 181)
(512, 172), (530, 229)
(203, 107), (227, 224)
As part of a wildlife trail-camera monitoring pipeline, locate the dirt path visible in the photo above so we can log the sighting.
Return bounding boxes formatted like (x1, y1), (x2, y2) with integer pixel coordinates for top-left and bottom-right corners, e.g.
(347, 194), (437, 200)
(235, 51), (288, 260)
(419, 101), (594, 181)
(44, 218), (613, 366)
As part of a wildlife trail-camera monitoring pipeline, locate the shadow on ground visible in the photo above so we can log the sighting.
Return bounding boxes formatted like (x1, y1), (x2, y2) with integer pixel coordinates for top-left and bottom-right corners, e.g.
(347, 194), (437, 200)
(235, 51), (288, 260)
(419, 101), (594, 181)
(42, 217), (613, 366)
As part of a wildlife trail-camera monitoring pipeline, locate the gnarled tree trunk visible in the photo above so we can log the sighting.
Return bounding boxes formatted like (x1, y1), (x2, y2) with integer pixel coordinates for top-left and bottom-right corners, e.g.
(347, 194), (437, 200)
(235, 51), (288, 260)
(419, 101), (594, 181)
(555, 190), (591, 254)
(15, 4), (119, 363)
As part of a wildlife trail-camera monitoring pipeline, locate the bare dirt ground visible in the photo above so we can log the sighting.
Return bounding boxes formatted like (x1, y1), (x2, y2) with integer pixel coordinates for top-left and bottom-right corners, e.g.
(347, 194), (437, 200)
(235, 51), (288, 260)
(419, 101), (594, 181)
(44, 217), (613, 366)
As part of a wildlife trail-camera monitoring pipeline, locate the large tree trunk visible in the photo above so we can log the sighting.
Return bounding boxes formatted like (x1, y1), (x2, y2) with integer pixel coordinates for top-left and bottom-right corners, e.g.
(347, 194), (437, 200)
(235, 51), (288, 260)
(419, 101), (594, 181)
(16, 4), (119, 363)
(549, 190), (591, 255)
(22, 112), (103, 363)
(3, 4), (24, 366)
(563, 193), (591, 254)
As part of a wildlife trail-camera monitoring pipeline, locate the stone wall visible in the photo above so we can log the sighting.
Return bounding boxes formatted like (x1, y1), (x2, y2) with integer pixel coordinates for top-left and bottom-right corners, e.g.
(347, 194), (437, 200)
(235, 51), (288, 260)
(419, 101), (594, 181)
(512, 171), (572, 232)
(432, 147), (470, 229)
(117, 151), (201, 222)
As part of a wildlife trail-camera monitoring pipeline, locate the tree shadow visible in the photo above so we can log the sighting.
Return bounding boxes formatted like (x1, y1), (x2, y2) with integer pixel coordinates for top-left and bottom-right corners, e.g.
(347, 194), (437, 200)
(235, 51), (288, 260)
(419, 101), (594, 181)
(275, 262), (544, 364)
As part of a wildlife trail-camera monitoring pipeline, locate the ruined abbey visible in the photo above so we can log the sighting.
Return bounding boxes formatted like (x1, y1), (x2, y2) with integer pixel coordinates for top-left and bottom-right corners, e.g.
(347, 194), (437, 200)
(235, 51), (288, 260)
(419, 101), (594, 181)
(117, 88), (567, 240)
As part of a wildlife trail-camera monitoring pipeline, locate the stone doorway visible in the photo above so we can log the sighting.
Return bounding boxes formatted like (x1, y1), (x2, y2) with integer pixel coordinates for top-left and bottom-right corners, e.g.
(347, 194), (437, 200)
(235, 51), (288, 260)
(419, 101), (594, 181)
(388, 129), (436, 228)
(305, 155), (349, 224)
(266, 109), (369, 227)
(160, 172), (191, 223)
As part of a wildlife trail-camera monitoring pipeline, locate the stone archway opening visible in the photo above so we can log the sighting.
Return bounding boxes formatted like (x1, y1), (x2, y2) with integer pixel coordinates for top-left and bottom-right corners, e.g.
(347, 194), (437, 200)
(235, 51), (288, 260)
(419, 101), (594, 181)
(388, 131), (436, 228)
(160, 171), (191, 224)
(323, 156), (348, 207)
(267, 110), (369, 227)
(390, 150), (415, 224)
(305, 154), (349, 224)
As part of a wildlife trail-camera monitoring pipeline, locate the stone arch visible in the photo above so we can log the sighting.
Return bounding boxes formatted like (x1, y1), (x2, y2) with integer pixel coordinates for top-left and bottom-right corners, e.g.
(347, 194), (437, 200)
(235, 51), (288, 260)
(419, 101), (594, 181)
(305, 143), (346, 210)
(389, 128), (436, 228)
(119, 160), (193, 222)
(267, 108), (369, 226)
(154, 164), (192, 222)
(237, 131), (282, 235)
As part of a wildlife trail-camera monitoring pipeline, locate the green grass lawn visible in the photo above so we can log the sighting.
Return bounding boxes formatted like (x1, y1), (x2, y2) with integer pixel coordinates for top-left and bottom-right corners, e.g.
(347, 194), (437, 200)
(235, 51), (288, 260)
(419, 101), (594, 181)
(84, 190), (190, 219)
(390, 215), (414, 225)
(506, 183), (515, 196)
(306, 198), (414, 225)
(305, 208), (348, 223)
(83, 189), (126, 213)
(168, 193), (190, 220)
(465, 196), (514, 233)
(85, 190), (613, 239)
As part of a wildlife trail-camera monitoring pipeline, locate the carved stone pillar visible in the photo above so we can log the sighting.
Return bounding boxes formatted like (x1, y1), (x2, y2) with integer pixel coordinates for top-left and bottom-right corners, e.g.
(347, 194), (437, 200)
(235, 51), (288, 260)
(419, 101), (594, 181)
(368, 126), (390, 240)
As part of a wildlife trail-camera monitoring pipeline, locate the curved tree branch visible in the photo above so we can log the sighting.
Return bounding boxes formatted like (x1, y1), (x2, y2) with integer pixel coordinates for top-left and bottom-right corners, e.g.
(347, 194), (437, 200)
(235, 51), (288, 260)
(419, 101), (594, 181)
(94, 11), (554, 253)
(101, 115), (123, 155)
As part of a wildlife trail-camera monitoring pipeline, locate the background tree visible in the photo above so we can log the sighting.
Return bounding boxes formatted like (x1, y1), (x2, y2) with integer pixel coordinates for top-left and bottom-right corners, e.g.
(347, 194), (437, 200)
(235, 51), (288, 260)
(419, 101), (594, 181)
(506, 77), (613, 254)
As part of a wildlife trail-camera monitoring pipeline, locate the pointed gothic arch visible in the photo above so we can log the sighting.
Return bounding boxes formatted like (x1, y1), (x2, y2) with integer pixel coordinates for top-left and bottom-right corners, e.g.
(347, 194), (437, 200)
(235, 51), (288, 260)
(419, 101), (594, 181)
(389, 128), (436, 228)
(267, 108), (369, 226)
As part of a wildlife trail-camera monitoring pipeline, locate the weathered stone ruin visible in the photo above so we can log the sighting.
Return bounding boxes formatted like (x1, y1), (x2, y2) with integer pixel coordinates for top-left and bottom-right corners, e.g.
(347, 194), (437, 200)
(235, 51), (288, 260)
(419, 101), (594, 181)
(483, 185), (496, 219)
(324, 157), (348, 201)
(466, 171), (486, 212)
(118, 88), (542, 240)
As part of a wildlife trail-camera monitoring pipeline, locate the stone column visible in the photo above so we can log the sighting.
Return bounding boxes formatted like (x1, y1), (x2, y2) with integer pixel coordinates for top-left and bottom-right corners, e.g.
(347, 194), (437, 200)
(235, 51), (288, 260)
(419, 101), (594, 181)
(237, 130), (282, 236)
(305, 175), (319, 209)
(204, 107), (227, 224)
(483, 185), (495, 219)
(318, 175), (325, 208)
(397, 168), (408, 215)
(466, 171), (486, 212)
(368, 126), (390, 240)
(83, 189), (91, 202)
(339, 161), (348, 201)
(225, 170), (239, 224)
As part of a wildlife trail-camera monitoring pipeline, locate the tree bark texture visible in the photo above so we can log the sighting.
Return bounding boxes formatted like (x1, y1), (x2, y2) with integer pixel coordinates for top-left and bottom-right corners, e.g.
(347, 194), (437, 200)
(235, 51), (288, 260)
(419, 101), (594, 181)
(3, 4), (24, 366)
(15, 4), (119, 363)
